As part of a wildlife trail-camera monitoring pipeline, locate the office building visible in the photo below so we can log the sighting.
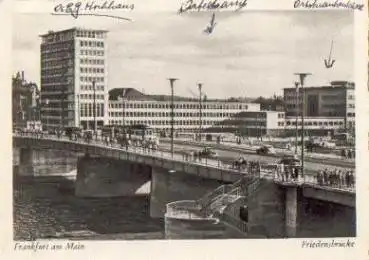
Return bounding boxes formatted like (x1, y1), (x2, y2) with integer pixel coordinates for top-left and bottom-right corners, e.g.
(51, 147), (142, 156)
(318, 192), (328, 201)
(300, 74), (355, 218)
(108, 88), (261, 133)
(283, 81), (355, 133)
(40, 28), (108, 130)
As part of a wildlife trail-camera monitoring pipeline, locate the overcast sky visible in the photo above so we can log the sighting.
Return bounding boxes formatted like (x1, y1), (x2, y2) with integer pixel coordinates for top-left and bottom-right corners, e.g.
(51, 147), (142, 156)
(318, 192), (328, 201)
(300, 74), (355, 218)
(13, 9), (353, 98)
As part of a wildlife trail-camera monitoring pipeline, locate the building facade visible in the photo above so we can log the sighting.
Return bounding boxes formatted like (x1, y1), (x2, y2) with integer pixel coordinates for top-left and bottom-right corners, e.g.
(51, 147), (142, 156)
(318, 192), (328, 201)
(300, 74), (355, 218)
(12, 71), (40, 129)
(107, 88), (261, 133)
(283, 81), (355, 134)
(40, 28), (108, 131)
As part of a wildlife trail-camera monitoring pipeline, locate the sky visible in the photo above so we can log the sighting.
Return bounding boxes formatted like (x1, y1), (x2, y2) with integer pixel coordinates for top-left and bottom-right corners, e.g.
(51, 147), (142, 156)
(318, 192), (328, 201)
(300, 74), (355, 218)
(12, 8), (354, 98)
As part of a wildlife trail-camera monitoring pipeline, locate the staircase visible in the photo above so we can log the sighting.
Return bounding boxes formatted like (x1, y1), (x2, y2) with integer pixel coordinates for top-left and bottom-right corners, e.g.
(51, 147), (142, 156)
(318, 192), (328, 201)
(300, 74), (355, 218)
(194, 176), (262, 234)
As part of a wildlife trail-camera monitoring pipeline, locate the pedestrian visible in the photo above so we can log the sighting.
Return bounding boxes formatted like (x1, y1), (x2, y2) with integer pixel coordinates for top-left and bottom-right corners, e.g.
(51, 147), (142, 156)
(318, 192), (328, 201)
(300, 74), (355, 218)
(323, 169), (328, 185)
(347, 149), (352, 159)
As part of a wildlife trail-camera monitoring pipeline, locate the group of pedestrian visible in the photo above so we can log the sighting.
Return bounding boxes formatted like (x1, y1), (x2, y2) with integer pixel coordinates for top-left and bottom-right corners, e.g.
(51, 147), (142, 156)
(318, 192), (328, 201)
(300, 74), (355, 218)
(316, 168), (355, 188)
(275, 164), (301, 182)
(341, 149), (355, 159)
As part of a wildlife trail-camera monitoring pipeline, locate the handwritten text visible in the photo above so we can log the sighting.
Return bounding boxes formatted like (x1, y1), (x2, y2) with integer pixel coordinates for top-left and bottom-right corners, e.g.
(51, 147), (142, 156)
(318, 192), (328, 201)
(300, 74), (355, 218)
(178, 0), (248, 13)
(294, 0), (364, 11)
(53, 0), (134, 20)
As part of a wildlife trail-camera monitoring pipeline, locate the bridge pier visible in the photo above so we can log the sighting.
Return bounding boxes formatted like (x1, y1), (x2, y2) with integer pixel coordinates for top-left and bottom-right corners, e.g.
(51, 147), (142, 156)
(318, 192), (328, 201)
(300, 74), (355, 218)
(150, 167), (225, 218)
(75, 155), (152, 197)
(17, 148), (36, 176)
(285, 186), (298, 238)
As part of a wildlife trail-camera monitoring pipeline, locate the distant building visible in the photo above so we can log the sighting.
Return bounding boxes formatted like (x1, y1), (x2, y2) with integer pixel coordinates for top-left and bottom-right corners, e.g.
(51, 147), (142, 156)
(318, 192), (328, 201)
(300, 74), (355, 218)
(107, 88), (261, 133)
(39, 28), (109, 130)
(12, 71), (40, 129)
(212, 111), (286, 137)
(283, 81), (355, 134)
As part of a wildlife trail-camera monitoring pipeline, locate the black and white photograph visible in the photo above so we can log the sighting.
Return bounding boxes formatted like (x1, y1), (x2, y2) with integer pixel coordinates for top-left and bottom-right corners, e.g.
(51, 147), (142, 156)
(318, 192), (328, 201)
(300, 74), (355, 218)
(11, 1), (358, 244)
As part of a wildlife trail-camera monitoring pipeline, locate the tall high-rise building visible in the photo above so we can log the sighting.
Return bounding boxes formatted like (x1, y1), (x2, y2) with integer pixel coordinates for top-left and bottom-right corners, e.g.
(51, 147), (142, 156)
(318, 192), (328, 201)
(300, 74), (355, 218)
(40, 28), (108, 130)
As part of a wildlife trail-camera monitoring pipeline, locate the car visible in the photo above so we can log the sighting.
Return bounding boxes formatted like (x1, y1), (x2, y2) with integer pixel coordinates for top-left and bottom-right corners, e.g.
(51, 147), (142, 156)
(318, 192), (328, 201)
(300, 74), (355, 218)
(256, 145), (276, 155)
(278, 155), (301, 166)
(198, 147), (218, 158)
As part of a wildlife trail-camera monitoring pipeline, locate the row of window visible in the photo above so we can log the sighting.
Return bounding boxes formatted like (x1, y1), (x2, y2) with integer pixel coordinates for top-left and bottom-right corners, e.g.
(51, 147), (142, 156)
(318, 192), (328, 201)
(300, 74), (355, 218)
(80, 50), (105, 56)
(80, 58), (105, 65)
(109, 102), (248, 110)
(108, 120), (218, 126)
(108, 111), (237, 118)
(286, 121), (344, 126)
(42, 52), (73, 61)
(76, 31), (106, 39)
(80, 67), (105, 74)
(80, 103), (105, 117)
(80, 76), (105, 83)
(80, 84), (105, 91)
(41, 46), (74, 56)
(80, 41), (105, 48)
(79, 94), (105, 100)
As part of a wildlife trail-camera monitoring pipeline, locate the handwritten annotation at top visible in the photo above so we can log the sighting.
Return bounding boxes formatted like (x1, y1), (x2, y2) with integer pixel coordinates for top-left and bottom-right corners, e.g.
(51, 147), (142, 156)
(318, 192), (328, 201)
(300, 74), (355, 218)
(294, 0), (364, 10)
(53, 0), (134, 20)
(178, 0), (248, 13)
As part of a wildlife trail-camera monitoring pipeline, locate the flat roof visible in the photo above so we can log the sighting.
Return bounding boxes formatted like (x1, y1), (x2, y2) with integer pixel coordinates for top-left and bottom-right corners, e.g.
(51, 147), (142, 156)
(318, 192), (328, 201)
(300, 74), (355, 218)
(40, 27), (108, 37)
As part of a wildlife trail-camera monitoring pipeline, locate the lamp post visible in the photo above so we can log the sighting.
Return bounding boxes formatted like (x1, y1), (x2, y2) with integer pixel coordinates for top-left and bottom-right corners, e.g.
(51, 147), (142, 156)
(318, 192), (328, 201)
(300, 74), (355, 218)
(45, 99), (49, 132)
(294, 73), (311, 178)
(198, 83), (203, 142)
(92, 80), (97, 139)
(168, 78), (178, 158)
(120, 89), (127, 130)
(294, 81), (299, 154)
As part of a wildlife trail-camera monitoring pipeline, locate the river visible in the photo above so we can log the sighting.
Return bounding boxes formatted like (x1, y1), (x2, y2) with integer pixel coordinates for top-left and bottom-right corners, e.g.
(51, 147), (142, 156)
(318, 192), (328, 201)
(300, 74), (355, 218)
(13, 167), (164, 241)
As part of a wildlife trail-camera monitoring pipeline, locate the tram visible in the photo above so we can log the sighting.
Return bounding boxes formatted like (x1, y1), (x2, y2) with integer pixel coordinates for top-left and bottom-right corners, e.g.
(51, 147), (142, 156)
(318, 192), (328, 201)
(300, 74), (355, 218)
(101, 124), (160, 149)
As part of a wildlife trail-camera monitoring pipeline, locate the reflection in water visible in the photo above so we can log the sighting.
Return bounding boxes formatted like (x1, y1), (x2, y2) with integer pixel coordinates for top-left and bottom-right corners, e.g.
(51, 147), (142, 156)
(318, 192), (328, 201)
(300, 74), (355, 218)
(13, 173), (164, 240)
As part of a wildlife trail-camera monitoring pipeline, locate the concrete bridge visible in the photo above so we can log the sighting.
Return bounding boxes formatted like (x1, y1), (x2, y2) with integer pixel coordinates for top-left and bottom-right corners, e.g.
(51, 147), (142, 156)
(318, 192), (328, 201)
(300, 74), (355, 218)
(13, 134), (356, 238)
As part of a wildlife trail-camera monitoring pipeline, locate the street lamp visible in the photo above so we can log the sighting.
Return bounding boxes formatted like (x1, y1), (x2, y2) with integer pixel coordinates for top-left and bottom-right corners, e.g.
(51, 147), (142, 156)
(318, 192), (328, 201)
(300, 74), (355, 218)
(294, 73), (312, 178)
(120, 89), (127, 130)
(294, 81), (299, 154)
(45, 99), (49, 132)
(168, 78), (178, 158)
(92, 80), (97, 139)
(198, 83), (203, 142)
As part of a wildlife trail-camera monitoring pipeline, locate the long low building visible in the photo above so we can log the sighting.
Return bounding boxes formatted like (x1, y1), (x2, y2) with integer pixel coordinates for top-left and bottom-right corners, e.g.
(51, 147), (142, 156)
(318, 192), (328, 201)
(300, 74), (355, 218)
(107, 88), (261, 133)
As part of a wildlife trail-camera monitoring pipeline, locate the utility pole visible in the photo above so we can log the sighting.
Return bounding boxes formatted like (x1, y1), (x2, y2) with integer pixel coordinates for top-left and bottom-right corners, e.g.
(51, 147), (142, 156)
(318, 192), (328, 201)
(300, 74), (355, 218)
(294, 81), (299, 154)
(121, 89), (126, 130)
(198, 83), (203, 142)
(93, 80), (97, 138)
(294, 73), (311, 178)
(168, 78), (178, 158)
(45, 99), (49, 131)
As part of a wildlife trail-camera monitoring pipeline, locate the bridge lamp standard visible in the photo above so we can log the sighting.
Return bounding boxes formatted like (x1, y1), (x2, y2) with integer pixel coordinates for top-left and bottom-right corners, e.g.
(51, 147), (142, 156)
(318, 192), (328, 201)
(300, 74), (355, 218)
(198, 83), (203, 142)
(119, 89), (127, 130)
(168, 78), (178, 159)
(294, 72), (311, 179)
(294, 81), (299, 155)
(45, 99), (49, 132)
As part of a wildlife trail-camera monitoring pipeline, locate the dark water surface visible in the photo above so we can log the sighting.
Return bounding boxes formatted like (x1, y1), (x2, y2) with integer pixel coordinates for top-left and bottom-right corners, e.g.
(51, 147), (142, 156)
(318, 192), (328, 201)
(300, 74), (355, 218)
(13, 174), (164, 241)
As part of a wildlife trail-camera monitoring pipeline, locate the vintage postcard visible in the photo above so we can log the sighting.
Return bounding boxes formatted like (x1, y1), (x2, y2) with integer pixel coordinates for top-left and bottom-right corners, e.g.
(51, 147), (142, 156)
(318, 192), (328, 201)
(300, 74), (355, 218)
(1, 0), (368, 259)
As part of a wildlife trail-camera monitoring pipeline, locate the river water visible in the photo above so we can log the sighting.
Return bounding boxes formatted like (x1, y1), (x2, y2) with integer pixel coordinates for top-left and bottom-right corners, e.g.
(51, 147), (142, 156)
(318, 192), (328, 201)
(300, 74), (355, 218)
(13, 167), (164, 241)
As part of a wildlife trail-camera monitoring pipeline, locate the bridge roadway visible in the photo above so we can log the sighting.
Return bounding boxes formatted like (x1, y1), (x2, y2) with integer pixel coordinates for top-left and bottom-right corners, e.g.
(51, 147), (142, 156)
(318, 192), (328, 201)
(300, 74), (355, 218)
(159, 143), (354, 176)
(13, 132), (355, 195)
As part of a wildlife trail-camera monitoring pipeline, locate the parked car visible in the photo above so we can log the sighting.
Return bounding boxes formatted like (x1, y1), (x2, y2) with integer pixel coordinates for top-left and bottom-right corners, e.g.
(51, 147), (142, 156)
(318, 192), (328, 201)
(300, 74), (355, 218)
(198, 147), (218, 158)
(256, 145), (276, 155)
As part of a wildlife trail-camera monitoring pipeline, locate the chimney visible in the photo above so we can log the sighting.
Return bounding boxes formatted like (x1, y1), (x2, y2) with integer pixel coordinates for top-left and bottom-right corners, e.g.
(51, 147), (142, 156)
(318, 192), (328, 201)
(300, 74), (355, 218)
(21, 71), (24, 82)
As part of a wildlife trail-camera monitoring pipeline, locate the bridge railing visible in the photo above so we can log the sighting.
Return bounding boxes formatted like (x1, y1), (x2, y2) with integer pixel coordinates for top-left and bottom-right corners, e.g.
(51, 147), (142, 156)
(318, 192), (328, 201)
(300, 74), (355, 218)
(14, 133), (355, 193)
